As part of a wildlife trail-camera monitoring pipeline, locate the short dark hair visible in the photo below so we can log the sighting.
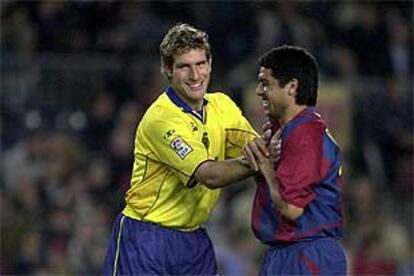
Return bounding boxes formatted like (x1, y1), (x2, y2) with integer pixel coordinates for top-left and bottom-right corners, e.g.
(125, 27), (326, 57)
(259, 45), (319, 106)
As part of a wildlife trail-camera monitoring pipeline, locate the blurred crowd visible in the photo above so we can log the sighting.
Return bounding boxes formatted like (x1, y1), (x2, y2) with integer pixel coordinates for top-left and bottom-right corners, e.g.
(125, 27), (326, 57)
(1, 1), (413, 275)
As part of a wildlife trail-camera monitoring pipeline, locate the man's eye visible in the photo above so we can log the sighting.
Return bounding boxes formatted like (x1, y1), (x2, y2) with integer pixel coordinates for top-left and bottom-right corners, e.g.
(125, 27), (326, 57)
(176, 64), (189, 69)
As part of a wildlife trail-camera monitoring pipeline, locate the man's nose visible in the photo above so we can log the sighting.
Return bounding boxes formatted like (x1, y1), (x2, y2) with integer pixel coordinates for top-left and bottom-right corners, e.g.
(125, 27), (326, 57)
(189, 66), (200, 80)
(256, 85), (263, 96)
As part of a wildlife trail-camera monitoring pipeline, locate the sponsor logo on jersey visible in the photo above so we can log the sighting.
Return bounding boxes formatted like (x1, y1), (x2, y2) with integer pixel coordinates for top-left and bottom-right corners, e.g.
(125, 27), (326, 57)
(170, 136), (193, 159)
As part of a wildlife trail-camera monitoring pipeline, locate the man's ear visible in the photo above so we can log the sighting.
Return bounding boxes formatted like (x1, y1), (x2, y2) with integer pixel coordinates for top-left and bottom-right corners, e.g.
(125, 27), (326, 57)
(161, 65), (172, 78)
(287, 79), (299, 96)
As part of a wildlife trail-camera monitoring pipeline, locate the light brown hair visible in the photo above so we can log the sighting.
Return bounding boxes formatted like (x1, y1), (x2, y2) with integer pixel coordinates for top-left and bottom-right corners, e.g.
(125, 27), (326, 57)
(160, 23), (211, 75)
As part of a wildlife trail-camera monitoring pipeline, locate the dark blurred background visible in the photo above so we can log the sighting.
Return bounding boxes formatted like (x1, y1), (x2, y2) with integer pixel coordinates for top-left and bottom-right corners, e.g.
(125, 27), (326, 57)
(1, 1), (413, 275)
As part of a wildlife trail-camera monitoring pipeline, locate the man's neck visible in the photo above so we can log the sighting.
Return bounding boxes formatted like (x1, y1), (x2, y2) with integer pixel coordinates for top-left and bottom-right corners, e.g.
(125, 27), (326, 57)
(167, 86), (203, 111)
(280, 105), (307, 125)
(191, 102), (203, 112)
(177, 94), (202, 111)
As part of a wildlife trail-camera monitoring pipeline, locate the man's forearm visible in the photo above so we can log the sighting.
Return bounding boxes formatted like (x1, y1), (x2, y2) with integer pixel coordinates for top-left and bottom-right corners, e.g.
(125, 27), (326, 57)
(264, 174), (304, 221)
(195, 158), (255, 189)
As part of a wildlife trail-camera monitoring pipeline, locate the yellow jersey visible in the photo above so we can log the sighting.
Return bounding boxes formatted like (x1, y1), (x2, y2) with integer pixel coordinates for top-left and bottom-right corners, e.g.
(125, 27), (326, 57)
(123, 87), (257, 231)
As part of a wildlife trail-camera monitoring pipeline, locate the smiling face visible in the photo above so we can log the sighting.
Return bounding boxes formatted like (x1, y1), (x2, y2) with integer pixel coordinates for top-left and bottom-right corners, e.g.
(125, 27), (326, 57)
(165, 48), (211, 110)
(256, 67), (290, 120)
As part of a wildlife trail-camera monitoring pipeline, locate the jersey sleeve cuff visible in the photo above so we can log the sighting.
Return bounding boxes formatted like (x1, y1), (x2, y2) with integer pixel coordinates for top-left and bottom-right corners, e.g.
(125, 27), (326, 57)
(186, 159), (215, 188)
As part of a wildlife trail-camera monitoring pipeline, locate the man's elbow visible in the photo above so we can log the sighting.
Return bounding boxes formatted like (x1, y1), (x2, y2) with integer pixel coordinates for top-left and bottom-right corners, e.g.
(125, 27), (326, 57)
(272, 197), (303, 221)
(194, 161), (222, 189)
(283, 205), (304, 221)
(200, 170), (226, 190)
(202, 179), (221, 189)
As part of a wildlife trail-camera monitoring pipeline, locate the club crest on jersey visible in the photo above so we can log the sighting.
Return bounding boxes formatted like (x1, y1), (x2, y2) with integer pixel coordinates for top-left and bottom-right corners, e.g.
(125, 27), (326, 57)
(164, 129), (176, 139)
(202, 132), (209, 149)
(170, 136), (192, 159)
(190, 122), (198, 132)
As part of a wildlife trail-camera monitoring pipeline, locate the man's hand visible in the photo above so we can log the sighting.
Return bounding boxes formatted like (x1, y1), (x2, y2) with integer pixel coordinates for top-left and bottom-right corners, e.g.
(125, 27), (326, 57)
(242, 128), (282, 171)
(261, 121), (273, 145)
(268, 129), (282, 162)
(251, 142), (275, 180)
(261, 121), (282, 161)
(242, 137), (269, 172)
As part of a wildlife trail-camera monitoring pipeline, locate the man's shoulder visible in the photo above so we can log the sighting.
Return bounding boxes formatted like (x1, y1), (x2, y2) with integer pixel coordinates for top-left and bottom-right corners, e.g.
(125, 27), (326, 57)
(205, 91), (234, 103)
(143, 93), (179, 120)
(205, 92), (241, 113)
(290, 109), (325, 130)
(148, 93), (171, 109)
(285, 112), (326, 143)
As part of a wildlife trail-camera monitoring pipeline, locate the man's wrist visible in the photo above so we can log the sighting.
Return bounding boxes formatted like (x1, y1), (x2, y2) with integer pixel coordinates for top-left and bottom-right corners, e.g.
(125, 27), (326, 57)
(239, 157), (260, 176)
(240, 156), (250, 166)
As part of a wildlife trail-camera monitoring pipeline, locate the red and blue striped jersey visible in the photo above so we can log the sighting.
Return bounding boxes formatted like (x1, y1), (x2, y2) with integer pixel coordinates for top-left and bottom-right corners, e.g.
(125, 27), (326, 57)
(251, 107), (344, 244)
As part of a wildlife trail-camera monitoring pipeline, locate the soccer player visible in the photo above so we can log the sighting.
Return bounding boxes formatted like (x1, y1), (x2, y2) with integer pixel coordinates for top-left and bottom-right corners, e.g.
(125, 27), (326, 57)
(103, 23), (269, 275)
(242, 45), (347, 275)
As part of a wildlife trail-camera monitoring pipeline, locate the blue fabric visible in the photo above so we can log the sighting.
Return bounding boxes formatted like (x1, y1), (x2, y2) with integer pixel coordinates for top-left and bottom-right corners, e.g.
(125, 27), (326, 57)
(252, 107), (344, 244)
(260, 238), (347, 276)
(166, 86), (208, 122)
(103, 213), (217, 275)
(281, 107), (317, 141)
(258, 184), (280, 242)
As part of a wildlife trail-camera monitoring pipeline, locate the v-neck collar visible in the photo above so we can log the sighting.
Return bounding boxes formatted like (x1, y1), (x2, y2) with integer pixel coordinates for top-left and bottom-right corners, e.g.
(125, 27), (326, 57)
(166, 86), (208, 123)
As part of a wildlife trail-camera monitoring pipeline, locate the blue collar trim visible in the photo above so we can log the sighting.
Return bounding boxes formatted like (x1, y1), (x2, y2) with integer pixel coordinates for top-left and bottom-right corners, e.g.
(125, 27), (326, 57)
(166, 86), (208, 112)
(166, 86), (208, 122)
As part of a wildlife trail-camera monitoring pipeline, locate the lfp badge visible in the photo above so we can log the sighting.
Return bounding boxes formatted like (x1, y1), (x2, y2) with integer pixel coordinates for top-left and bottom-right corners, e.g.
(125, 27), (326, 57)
(170, 136), (193, 159)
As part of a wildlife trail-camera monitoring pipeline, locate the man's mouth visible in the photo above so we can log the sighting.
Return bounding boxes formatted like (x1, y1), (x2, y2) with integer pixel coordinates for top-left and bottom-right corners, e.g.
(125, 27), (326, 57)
(188, 82), (204, 91)
(262, 99), (269, 109)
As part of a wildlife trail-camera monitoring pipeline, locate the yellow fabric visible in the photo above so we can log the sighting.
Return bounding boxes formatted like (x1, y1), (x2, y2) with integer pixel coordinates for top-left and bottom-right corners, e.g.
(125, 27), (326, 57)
(123, 91), (257, 231)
